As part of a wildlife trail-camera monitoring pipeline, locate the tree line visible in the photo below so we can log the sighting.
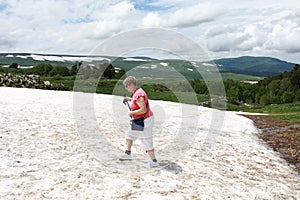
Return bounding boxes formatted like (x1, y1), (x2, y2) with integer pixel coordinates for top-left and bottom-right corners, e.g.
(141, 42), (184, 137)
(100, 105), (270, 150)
(0, 62), (126, 80)
(189, 64), (300, 105)
(1, 62), (300, 106)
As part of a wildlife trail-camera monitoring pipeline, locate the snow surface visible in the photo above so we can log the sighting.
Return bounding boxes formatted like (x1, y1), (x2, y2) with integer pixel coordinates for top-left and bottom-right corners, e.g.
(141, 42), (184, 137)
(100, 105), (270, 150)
(160, 62), (168, 67)
(151, 65), (157, 69)
(30, 54), (110, 62)
(0, 87), (299, 199)
(202, 63), (216, 67)
(16, 55), (29, 59)
(123, 58), (149, 62)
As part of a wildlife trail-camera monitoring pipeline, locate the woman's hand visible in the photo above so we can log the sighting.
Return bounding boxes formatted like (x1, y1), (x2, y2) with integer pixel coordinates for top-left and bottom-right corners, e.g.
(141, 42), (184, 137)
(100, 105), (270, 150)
(124, 96), (132, 102)
(123, 96), (131, 105)
(128, 111), (134, 117)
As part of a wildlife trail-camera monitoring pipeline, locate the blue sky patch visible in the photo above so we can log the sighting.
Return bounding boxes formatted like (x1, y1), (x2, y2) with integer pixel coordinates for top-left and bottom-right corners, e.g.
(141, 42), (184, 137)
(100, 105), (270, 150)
(132, 0), (170, 11)
(62, 16), (94, 24)
(0, 1), (8, 12)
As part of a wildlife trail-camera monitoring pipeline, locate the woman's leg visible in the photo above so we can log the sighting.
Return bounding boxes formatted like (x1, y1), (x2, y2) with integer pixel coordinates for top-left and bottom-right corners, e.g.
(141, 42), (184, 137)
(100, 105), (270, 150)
(146, 149), (156, 160)
(120, 139), (133, 160)
(126, 139), (133, 152)
(146, 149), (158, 167)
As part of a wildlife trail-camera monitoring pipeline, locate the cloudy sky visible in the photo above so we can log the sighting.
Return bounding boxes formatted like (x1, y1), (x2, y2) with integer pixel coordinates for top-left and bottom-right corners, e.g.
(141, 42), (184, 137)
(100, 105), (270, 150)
(1, 0), (300, 62)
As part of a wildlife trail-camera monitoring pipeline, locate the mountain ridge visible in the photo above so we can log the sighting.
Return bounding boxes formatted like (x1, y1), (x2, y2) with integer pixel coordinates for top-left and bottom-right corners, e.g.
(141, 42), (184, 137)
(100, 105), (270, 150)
(0, 53), (297, 78)
(214, 56), (295, 77)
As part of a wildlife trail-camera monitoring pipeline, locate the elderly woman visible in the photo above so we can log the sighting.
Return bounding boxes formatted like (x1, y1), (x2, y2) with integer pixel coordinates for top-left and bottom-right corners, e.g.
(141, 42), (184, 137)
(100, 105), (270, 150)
(120, 76), (158, 168)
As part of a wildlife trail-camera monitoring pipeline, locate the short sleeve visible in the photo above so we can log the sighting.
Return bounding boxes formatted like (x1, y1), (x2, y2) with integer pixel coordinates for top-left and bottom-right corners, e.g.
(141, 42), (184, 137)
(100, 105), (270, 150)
(132, 89), (145, 101)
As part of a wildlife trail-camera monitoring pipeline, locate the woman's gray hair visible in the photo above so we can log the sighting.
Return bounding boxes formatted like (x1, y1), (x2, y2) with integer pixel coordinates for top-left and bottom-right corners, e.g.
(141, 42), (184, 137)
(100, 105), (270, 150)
(123, 76), (137, 86)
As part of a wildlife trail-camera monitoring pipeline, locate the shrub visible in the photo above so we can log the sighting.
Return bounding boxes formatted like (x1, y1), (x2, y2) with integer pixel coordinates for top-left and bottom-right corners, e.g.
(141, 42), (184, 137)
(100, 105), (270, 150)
(281, 91), (294, 104)
(260, 94), (270, 105)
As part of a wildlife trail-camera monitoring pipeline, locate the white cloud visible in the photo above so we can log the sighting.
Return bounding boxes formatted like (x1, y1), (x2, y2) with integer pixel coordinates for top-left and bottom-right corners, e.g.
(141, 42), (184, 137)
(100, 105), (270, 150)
(1, 0), (300, 62)
(88, 20), (125, 39)
(203, 5), (300, 62)
(0, 0), (139, 53)
(91, 1), (135, 19)
(206, 25), (238, 37)
(207, 33), (244, 52)
(265, 21), (300, 53)
(109, 1), (135, 17)
(236, 25), (267, 51)
(0, 37), (16, 48)
(141, 2), (225, 28)
(142, 12), (163, 27)
(167, 3), (225, 28)
(205, 23), (263, 52)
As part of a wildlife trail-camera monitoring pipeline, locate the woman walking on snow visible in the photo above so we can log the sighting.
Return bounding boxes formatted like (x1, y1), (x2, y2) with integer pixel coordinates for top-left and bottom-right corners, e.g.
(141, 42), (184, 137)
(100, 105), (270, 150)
(120, 76), (159, 168)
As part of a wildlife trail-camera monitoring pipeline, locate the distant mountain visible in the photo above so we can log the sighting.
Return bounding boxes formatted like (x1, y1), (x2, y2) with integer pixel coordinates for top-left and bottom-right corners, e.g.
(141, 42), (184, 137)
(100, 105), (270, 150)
(0, 53), (297, 78)
(214, 56), (296, 77)
(128, 56), (156, 61)
(0, 53), (112, 68)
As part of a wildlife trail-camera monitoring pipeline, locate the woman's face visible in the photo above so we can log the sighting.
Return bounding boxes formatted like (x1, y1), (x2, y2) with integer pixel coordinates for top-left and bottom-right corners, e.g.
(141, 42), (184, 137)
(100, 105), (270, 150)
(125, 83), (134, 93)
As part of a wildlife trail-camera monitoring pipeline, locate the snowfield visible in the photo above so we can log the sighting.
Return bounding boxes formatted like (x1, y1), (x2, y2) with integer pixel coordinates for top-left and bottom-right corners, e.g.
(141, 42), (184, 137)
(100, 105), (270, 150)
(0, 87), (299, 199)
(30, 54), (111, 62)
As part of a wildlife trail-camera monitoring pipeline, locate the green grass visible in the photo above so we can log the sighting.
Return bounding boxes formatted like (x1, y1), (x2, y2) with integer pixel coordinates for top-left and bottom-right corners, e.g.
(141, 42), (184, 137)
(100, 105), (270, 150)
(41, 76), (75, 90)
(254, 102), (300, 113)
(226, 103), (248, 111)
(242, 102), (300, 123)
(40, 75), (300, 123)
(42, 76), (209, 105)
(221, 73), (263, 81)
(275, 113), (300, 122)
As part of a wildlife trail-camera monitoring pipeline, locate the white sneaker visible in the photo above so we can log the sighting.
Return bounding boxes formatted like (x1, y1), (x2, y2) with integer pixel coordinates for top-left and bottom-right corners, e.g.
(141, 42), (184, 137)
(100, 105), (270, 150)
(148, 160), (159, 168)
(119, 153), (132, 161)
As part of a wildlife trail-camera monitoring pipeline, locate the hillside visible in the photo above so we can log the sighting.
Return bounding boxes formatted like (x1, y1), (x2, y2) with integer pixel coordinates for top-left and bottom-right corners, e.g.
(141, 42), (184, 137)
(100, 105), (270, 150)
(0, 53), (297, 79)
(214, 56), (295, 77)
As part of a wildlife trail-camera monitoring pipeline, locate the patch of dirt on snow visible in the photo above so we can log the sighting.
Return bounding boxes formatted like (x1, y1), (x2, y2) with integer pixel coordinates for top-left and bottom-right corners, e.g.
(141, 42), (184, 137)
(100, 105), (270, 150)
(244, 115), (300, 173)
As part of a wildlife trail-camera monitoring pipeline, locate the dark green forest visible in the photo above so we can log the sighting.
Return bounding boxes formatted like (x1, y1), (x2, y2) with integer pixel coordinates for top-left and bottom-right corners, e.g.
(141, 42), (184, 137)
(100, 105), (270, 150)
(1, 62), (300, 107)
